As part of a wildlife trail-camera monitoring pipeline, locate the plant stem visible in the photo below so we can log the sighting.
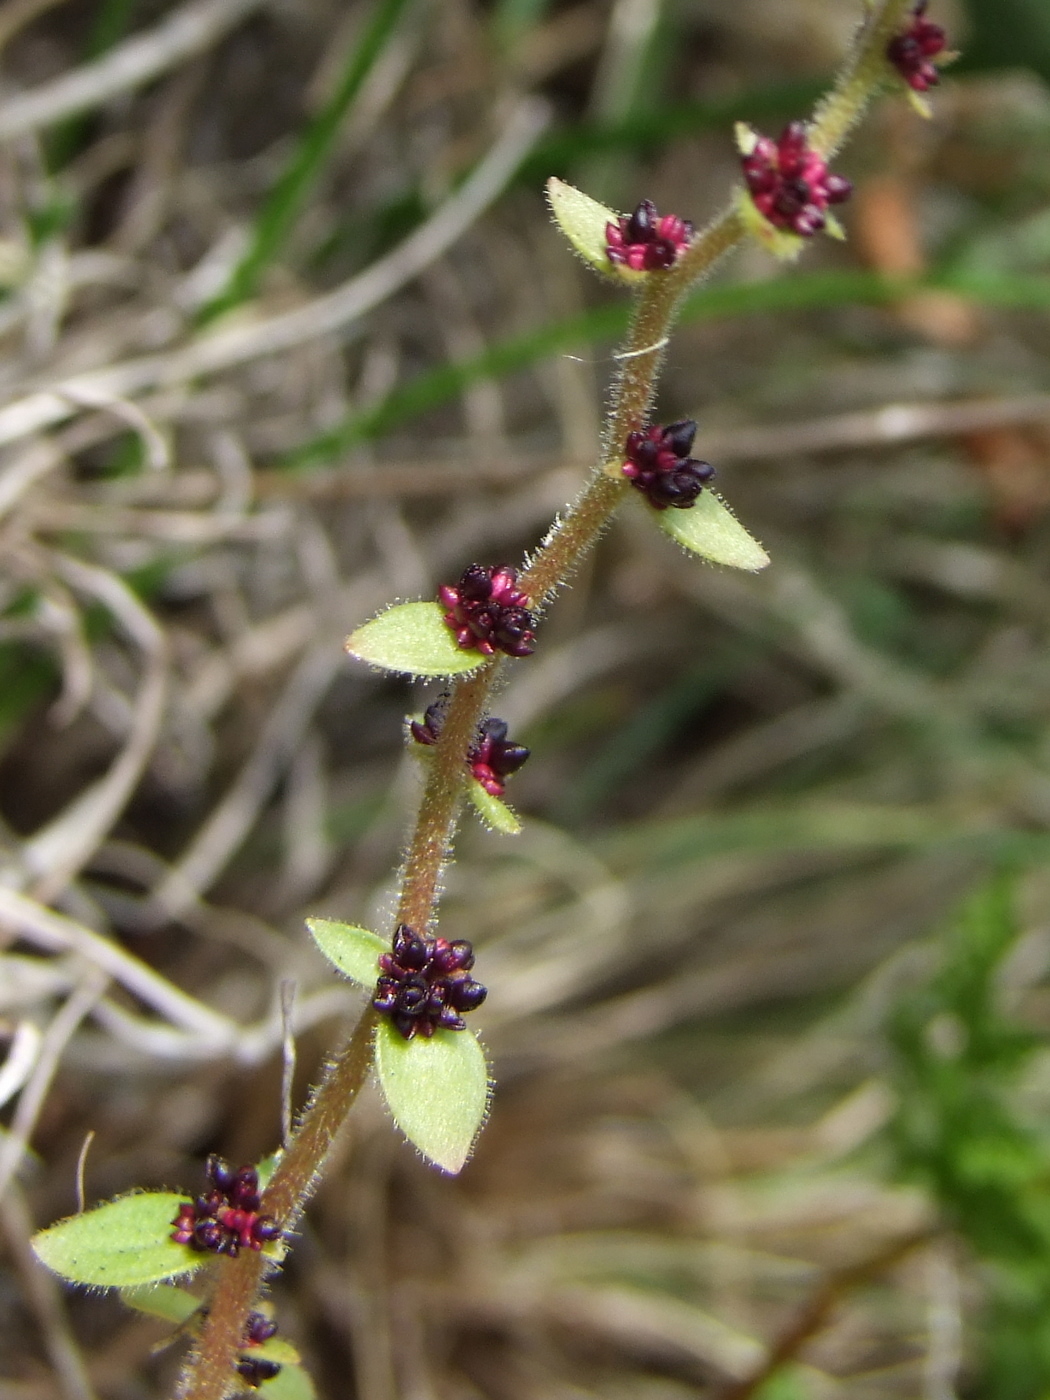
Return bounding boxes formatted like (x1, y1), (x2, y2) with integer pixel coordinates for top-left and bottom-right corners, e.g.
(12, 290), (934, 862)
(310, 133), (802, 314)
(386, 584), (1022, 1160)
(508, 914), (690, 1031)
(395, 667), (497, 932)
(177, 7), (918, 1393)
(809, 0), (914, 158)
(179, 1008), (378, 1400)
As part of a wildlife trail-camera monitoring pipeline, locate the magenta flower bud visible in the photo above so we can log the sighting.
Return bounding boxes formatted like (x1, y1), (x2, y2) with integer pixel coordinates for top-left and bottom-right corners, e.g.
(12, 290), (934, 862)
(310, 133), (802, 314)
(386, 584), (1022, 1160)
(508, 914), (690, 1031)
(193, 1219), (227, 1252)
(410, 699), (444, 746)
(622, 420), (716, 510)
(392, 924), (429, 970)
(244, 1312), (278, 1346)
(447, 975), (487, 1012)
(606, 199), (694, 272)
(171, 1157), (284, 1256)
(433, 939), (476, 973)
(468, 717), (530, 796)
(410, 705), (530, 800)
(206, 1154), (236, 1195)
(251, 1216), (282, 1245)
(372, 924), (487, 1040)
(741, 123), (852, 236)
(228, 1168), (260, 1211)
(440, 565), (536, 658)
(887, 2), (947, 91)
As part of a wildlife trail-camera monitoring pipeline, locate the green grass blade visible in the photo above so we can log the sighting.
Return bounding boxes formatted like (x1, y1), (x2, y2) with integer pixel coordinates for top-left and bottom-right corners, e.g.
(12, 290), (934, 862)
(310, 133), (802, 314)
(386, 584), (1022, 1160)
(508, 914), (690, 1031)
(517, 81), (824, 183)
(201, 0), (414, 321)
(47, 0), (139, 171)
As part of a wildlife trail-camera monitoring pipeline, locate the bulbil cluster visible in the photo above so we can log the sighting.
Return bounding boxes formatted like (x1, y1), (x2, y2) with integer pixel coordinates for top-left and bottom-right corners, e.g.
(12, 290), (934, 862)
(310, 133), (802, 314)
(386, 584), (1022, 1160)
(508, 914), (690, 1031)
(171, 1157), (281, 1257)
(741, 122), (852, 236)
(373, 925), (487, 1040)
(470, 718), (530, 796)
(622, 420), (715, 510)
(412, 702), (530, 797)
(887, 1), (947, 92)
(606, 199), (694, 272)
(235, 1314), (280, 1390)
(440, 564), (536, 658)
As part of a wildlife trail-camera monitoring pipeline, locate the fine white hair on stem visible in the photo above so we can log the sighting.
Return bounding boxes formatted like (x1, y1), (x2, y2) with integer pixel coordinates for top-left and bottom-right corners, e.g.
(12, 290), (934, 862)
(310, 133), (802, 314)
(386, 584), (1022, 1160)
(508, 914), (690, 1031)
(612, 335), (669, 360)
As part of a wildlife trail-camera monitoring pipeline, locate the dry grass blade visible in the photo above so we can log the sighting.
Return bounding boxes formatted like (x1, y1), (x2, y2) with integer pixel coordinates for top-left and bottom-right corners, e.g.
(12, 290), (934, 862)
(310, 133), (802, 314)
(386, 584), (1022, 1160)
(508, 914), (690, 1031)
(0, 0), (269, 141)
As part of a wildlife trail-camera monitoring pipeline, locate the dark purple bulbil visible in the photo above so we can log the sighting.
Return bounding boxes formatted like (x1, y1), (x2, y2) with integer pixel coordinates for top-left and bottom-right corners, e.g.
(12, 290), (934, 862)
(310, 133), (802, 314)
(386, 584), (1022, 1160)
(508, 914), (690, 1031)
(235, 1358), (282, 1389)
(411, 702), (529, 798)
(244, 1313), (278, 1346)
(373, 924), (487, 1040)
(606, 200), (694, 272)
(887, 1), (947, 92)
(171, 1157), (282, 1257)
(439, 565), (536, 658)
(470, 718), (530, 797)
(409, 700), (444, 747)
(622, 420), (715, 510)
(741, 122), (852, 236)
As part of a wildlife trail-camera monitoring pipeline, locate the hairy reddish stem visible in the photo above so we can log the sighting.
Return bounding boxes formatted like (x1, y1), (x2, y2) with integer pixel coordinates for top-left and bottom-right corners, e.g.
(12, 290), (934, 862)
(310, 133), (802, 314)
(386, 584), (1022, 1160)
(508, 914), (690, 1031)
(178, 1009), (378, 1400)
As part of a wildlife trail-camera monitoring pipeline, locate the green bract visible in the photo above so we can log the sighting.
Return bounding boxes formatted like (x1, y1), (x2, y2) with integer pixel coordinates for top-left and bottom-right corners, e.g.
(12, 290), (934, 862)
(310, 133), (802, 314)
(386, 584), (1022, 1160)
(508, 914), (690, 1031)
(345, 601), (481, 677)
(256, 1339), (302, 1365)
(374, 1020), (490, 1174)
(307, 918), (386, 987)
(658, 491), (770, 571)
(546, 177), (640, 284)
(468, 779), (522, 834)
(120, 1282), (200, 1324)
(32, 1193), (201, 1287)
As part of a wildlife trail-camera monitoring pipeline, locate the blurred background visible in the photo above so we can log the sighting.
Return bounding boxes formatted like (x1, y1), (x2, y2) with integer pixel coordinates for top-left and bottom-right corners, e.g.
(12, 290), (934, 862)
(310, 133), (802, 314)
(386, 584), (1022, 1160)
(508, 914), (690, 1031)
(5, 0), (1050, 1396)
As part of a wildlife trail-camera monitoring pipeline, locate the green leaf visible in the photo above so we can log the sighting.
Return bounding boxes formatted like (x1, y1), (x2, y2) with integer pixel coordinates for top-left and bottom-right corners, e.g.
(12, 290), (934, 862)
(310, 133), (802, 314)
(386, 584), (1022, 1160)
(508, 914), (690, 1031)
(120, 1283), (200, 1325)
(657, 491), (770, 572)
(32, 1193), (202, 1287)
(374, 1021), (490, 1174)
(306, 918), (386, 987)
(261, 1362), (317, 1400)
(255, 1339), (302, 1365)
(468, 780), (522, 834)
(256, 1151), (281, 1191)
(345, 601), (483, 677)
(546, 177), (639, 283)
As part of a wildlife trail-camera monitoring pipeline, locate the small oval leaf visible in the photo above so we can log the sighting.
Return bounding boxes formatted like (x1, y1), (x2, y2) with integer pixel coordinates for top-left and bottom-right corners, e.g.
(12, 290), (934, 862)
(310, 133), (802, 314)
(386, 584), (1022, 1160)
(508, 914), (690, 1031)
(546, 178), (640, 284)
(468, 780), (522, 835)
(33, 1193), (202, 1287)
(120, 1282), (200, 1325)
(307, 919), (386, 988)
(346, 602), (482, 678)
(657, 491), (770, 571)
(374, 1021), (490, 1174)
(255, 1338), (302, 1365)
(256, 1151), (281, 1191)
